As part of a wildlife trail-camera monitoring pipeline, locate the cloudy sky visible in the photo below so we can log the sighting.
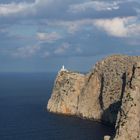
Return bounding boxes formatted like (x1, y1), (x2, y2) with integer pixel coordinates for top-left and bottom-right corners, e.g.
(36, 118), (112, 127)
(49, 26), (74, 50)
(0, 0), (140, 72)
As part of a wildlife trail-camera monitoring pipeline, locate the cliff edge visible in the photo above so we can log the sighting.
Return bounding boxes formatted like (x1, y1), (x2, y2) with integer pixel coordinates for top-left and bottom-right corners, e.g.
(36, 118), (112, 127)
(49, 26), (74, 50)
(47, 70), (85, 115)
(47, 55), (140, 140)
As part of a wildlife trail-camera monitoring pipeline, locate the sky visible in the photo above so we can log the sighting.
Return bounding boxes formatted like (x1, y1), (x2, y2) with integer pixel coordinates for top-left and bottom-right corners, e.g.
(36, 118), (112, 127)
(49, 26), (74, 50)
(0, 0), (140, 72)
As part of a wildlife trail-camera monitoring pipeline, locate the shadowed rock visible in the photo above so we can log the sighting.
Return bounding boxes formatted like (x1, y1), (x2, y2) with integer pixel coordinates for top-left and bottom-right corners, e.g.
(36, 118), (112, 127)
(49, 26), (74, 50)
(47, 55), (140, 140)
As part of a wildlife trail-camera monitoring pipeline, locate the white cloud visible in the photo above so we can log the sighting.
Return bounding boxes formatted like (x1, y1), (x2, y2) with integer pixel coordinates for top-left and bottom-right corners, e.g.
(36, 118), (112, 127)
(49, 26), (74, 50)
(0, 2), (34, 16)
(0, 0), (72, 18)
(13, 45), (40, 58)
(0, 0), (52, 16)
(68, 1), (119, 13)
(45, 16), (140, 38)
(37, 32), (62, 43)
(94, 17), (140, 37)
(94, 17), (128, 37)
(54, 43), (69, 55)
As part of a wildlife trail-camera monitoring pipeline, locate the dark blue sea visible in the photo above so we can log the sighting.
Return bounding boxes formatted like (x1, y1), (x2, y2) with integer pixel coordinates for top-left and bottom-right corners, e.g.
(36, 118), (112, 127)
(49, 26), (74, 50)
(0, 73), (114, 140)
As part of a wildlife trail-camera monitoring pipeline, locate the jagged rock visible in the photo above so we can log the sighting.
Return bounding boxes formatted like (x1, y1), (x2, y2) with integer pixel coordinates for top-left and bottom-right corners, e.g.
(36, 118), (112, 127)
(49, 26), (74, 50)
(47, 55), (140, 140)
(112, 62), (140, 140)
(47, 70), (85, 115)
(78, 55), (139, 123)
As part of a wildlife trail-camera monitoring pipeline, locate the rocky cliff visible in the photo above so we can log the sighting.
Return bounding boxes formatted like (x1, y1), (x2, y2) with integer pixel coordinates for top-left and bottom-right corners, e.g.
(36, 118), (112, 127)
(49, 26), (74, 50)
(47, 71), (86, 115)
(47, 55), (140, 140)
(113, 62), (140, 140)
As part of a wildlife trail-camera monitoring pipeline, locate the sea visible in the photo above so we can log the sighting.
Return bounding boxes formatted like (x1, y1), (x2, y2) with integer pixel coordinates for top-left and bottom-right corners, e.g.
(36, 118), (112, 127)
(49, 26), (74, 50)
(0, 72), (114, 140)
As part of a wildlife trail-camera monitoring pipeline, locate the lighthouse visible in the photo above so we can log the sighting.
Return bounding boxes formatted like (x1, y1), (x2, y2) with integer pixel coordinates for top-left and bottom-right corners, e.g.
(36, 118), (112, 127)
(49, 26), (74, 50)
(60, 65), (67, 71)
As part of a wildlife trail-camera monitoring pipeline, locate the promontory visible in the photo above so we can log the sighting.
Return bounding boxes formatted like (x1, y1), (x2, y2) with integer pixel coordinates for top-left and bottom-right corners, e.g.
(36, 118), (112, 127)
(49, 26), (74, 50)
(47, 55), (140, 140)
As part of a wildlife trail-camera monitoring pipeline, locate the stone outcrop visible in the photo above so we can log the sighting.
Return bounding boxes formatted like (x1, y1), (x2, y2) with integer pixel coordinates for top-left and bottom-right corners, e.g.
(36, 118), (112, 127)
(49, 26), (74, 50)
(47, 55), (140, 140)
(112, 62), (140, 140)
(47, 71), (85, 115)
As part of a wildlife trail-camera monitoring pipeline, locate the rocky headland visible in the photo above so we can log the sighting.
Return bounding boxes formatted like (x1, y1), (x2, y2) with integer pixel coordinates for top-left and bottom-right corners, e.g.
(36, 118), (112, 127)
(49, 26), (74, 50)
(47, 55), (140, 140)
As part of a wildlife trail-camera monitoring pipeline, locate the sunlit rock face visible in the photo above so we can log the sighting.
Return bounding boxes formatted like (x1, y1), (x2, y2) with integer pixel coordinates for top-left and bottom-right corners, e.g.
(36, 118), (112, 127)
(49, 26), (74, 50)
(47, 55), (140, 140)
(77, 55), (139, 124)
(47, 70), (86, 115)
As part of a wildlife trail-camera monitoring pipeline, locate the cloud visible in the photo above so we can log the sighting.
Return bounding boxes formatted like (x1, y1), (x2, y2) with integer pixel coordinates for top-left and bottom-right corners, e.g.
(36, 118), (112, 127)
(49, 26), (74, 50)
(0, 1), (140, 56)
(67, 23), (79, 34)
(0, 0), (73, 19)
(13, 45), (40, 58)
(44, 51), (50, 57)
(46, 16), (140, 38)
(48, 19), (95, 34)
(41, 51), (50, 58)
(94, 16), (140, 37)
(0, 2), (34, 16)
(54, 43), (69, 55)
(94, 17), (128, 37)
(37, 32), (62, 43)
(0, 0), (54, 17)
(0, 0), (138, 24)
(68, 1), (120, 13)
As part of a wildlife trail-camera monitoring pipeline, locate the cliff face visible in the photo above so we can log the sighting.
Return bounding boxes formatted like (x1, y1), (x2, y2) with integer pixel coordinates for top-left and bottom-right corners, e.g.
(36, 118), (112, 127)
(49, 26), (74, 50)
(78, 55), (138, 123)
(113, 63), (140, 140)
(47, 55), (140, 140)
(47, 71), (85, 115)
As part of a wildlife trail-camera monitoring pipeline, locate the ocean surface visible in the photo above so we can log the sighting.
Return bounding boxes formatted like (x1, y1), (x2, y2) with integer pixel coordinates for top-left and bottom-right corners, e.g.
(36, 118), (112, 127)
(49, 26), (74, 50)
(0, 72), (114, 140)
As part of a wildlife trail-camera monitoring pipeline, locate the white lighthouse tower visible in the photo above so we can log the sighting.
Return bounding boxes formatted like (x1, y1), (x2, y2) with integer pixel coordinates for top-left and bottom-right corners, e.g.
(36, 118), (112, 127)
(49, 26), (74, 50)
(60, 65), (67, 71)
